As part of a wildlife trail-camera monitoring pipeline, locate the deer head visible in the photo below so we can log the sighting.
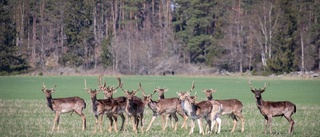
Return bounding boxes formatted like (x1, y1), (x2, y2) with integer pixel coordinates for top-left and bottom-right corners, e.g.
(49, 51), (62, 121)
(176, 81), (195, 101)
(248, 80), (270, 99)
(98, 75), (122, 99)
(42, 82), (57, 98)
(154, 87), (168, 99)
(120, 81), (142, 100)
(141, 85), (157, 104)
(202, 89), (217, 100)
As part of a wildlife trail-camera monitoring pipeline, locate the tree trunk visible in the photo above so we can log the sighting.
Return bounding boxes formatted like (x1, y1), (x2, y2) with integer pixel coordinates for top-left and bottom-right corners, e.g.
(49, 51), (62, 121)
(300, 32), (305, 72)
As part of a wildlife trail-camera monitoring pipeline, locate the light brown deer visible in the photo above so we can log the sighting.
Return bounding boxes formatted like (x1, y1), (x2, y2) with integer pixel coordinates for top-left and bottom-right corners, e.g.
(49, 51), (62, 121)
(248, 80), (296, 134)
(120, 81), (145, 133)
(84, 79), (119, 133)
(177, 91), (222, 135)
(141, 87), (183, 131)
(98, 76), (127, 131)
(41, 83), (86, 131)
(153, 87), (188, 129)
(202, 89), (244, 133)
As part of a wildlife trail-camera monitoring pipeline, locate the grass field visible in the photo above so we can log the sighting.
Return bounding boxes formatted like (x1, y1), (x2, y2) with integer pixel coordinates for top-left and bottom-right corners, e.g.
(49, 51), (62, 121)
(0, 75), (319, 137)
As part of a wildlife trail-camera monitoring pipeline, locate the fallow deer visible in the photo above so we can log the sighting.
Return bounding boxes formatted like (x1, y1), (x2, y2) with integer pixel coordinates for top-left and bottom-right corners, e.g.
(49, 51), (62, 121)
(41, 83), (86, 131)
(141, 87), (182, 131)
(248, 80), (296, 134)
(177, 91), (222, 135)
(202, 89), (244, 133)
(120, 81), (145, 133)
(98, 75), (127, 131)
(84, 79), (119, 133)
(153, 87), (188, 129)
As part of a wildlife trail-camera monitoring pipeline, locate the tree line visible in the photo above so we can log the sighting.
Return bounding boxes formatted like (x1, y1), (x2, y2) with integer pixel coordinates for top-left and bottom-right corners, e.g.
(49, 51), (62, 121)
(0, 0), (319, 75)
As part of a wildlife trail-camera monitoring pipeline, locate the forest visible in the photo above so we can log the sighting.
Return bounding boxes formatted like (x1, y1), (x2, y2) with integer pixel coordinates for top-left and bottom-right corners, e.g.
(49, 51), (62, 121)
(0, 0), (319, 75)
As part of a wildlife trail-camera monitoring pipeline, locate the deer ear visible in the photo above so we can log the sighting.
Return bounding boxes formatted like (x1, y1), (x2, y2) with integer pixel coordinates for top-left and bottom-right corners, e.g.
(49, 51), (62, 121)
(261, 89), (266, 93)
(251, 89), (255, 93)
(164, 89), (168, 92)
(202, 89), (206, 92)
(113, 90), (117, 93)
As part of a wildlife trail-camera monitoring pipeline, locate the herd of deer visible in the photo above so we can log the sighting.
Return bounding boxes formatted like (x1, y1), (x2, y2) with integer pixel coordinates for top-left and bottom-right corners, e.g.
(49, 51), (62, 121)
(41, 76), (296, 135)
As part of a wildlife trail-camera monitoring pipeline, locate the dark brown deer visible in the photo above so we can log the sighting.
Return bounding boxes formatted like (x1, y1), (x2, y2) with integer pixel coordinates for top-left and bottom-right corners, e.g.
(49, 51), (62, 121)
(41, 83), (86, 131)
(177, 91), (222, 135)
(153, 87), (188, 129)
(120, 81), (145, 133)
(248, 80), (296, 134)
(202, 89), (244, 133)
(98, 75), (127, 131)
(84, 79), (119, 133)
(141, 87), (182, 131)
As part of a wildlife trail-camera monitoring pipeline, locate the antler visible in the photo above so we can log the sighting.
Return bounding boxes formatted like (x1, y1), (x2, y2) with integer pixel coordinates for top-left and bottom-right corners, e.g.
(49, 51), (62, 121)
(98, 75), (106, 89)
(84, 79), (90, 92)
(114, 76), (121, 90)
(190, 81), (195, 92)
(42, 82), (46, 90)
(51, 84), (57, 90)
(248, 80), (255, 90)
(262, 82), (270, 91)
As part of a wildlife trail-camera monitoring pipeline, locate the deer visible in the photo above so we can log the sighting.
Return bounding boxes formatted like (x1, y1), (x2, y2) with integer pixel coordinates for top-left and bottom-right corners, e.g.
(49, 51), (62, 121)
(41, 83), (86, 131)
(248, 80), (296, 134)
(177, 90), (222, 135)
(141, 86), (183, 131)
(120, 81), (145, 133)
(84, 79), (119, 133)
(202, 89), (244, 133)
(153, 86), (188, 129)
(98, 75), (127, 131)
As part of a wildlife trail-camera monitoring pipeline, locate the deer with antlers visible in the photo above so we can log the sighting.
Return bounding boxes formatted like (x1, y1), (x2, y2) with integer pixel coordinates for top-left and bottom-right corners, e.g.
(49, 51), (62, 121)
(41, 83), (86, 131)
(98, 75), (127, 131)
(153, 87), (188, 129)
(84, 79), (119, 133)
(202, 89), (244, 133)
(177, 82), (223, 135)
(119, 81), (145, 133)
(141, 86), (186, 131)
(248, 80), (296, 134)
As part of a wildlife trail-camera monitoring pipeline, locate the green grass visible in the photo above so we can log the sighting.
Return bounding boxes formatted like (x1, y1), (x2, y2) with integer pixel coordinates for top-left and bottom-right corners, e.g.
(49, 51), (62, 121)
(0, 75), (319, 136)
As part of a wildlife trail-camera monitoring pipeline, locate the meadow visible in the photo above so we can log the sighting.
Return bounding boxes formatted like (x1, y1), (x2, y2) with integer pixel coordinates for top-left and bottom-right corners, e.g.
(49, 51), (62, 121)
(0, 75), (319, 137)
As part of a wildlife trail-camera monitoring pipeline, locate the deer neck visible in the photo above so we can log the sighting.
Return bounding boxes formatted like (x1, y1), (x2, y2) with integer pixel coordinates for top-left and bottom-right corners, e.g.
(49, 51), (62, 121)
(91, 96), (97, 114)
(46, 95), (54, 111)
(159, 95), (165, 99)
(256, 97), (264, 108)
(207, 95), (213, 100)
(147, 100), (158, 111)
(181, 100), (192, 117)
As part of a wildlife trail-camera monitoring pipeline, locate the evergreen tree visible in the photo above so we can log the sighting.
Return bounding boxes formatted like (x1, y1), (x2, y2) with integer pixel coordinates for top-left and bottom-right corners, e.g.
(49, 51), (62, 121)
(0, 0), (29, 75)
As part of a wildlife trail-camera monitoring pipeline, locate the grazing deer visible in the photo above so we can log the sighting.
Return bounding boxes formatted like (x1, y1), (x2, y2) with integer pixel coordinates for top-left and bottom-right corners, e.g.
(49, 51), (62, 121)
(202, 89), (244, 133)
(41, 83), (86, 131)
(98, 75), (127, 131)
(177, 91), (222, 135)
(84, 79), (119, 133)
(120, 81), (145, 133)
(141, 87), (182, 131)
(154, 87), (188, 129)
(248, 80), (296, 134)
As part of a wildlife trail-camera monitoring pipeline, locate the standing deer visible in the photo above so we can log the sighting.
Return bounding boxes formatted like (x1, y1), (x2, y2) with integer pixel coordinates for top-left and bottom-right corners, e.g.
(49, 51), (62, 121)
(120, 81), (145, 133)
(141, 87), (181, 131)
(153, 87), (188, 129)
(248, 80), (296, 134)
(98, 75), (127, 131)
(84, 79), (119, 133)
(41, 83), (86, 131)
(177, 91), (222, 135)
(202, 89), (244, 133)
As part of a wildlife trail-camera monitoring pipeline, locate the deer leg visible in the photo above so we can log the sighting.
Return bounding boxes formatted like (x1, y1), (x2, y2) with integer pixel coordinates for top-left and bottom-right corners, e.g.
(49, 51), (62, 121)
(263, 116), (268, 134)
(161, 114), (165, 129)
(74, 110), (86, 131)
(216, 117), (221, 133)
(235, 112), (245, 132)
(163, 114), (169, 131)
(267, 116), (272, 134)
(173, 113), (178, 131)
(94, 115), (98, 133)
(140, 114), (144, 133)
(99, 115), (104, 133)
(113, 115), (118, 133)
(52, 112), (60, 131)
(231, 114), (238, 133)
(119, 113), (126, 131)
(107, 115), (113, 132)
(285, 115), (295, 133)
(197, 119), (204, 135)
(189, 119), (195, 135)
(132, 116), (137, 133)
(146, 116), (156, 131)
